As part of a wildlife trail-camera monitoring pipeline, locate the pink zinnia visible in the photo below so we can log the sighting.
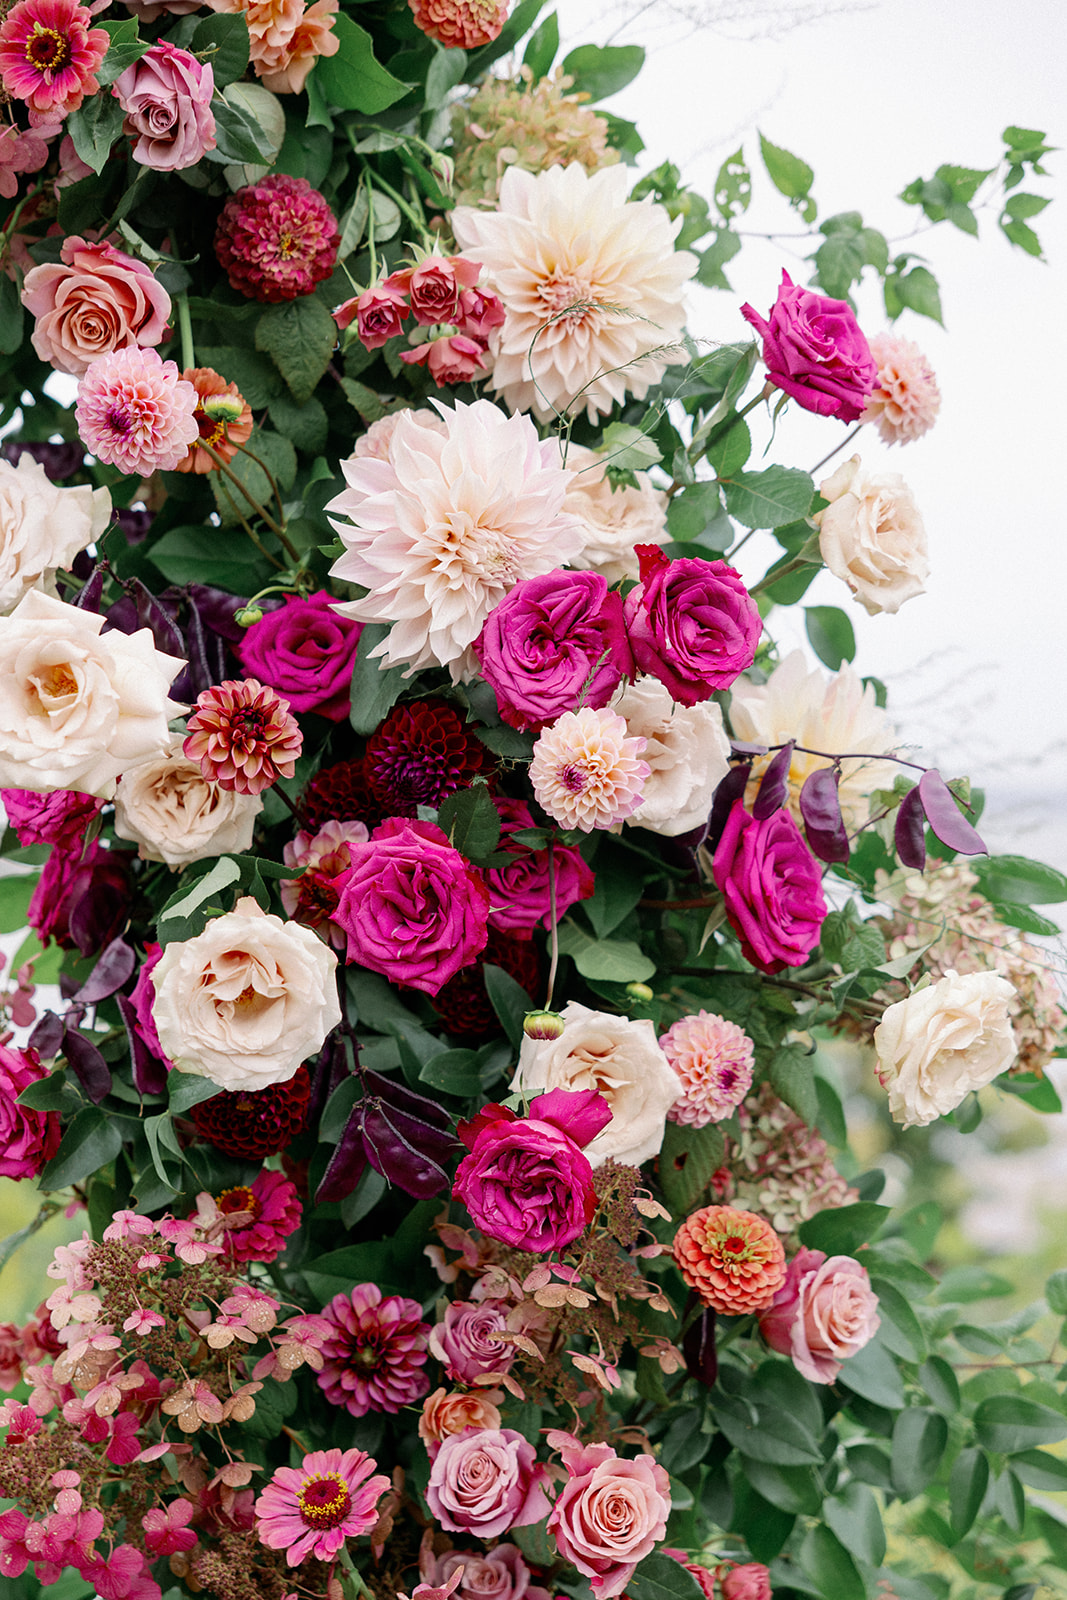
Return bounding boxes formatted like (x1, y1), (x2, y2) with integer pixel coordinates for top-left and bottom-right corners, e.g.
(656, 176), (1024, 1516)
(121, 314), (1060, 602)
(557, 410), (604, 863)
(0, 0), (108, 124)
(75, 346), (198, 476)
(408, 0), (508, 50)
(212, 1169), (302, 1265)
(215, 174), (339, 303)
(255, 1446), (389, 1568)
(183, 677), (302, 795)
(862, 332), (942, 446)
(317, 1284), (431, 1417)
(529, 706), (649, 833)
(661, 1010), (755, 1128)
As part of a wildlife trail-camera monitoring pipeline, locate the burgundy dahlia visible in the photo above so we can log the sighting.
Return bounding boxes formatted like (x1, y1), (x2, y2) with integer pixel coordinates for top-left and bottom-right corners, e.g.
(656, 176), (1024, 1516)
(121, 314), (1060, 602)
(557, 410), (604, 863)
(298, 758), (386, 834)
(189, 1065), (312, 1159)
(214, 174), (339, 303)
(430, 927), (541, 1040)
(364, 698), (493, 814)
(317, 1283), (431, 1417)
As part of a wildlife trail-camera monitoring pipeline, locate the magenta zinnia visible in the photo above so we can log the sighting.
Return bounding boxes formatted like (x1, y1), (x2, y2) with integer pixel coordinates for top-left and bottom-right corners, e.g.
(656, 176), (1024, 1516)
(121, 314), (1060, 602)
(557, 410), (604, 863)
(183, 678), (303, 795)
(0, 0), (108, 123)
(75, 347), (199, 477)
(317, 1283), (431, 1417)
(215, 174), (339, 303)
(255, 1445), (389, 1567)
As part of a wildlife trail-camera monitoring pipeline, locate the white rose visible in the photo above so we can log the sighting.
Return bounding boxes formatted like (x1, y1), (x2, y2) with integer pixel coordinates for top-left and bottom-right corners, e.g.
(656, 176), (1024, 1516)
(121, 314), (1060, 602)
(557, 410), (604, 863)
(0, 589), (185, 799)
(613, 678), (731, 837)
(514, 1001), (679, 1167)
(151, 896), (341, 1090)
(814, 454), (929, 616)
(562, 444), (668, 584)
(0, 454), (110, 614)
(113, 735), (262, 868)
(873, 969), (1017, 1128)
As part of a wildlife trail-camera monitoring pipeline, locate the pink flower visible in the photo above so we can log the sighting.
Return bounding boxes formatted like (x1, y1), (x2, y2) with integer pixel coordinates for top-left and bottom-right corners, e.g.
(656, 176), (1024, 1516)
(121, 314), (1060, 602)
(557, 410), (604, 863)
(400, 333), (489, 386)
(317, 1284), (431, 1417)
(427, 1428), (551, 1539)
(487, 797), (594, 939)
(0, 0), (108, 123)
(741, 269), (877, 423)
(720, 1564), (772, 1600)
(113, 43), (216, 171)
(142, 1499), (196, 1556)
(237, 590), (363, 719)
(215, 174), (339, 303)
(425, 1545), (548, 1600)
(75, 346), (198, 476)
(123, 1308), (165, 1336)
(428, 1300), (514, 1385)
(712, 799), (827, 975)
(758, 1247), (880, 1383)
(457, 284), (506, 340)
(252, 0), (339, 94)
(408, 0), (508, 50)
(547, 1433), (671, 1597)
(0, 119), (55, 197)
(661, 1011), (754, 1128)
(331, 818), (490, 996)
(387, 254), (479, 325)
(183, 677), (303, 794)
(23, 236), (172, 378)
(862, 332), (941, 445)
(1, 787), (101, 848)
(28, 835), (130, 955)
(79, 1541), (158, 1600)
(529, 706), (649, 833)
(419, 1388), (504, 1454)
(128, 943), (170, 1068)
(347, 281), (410, 347)
(280, 819), (368, 947)
(208, 1169), (302, 1265)
(255, 1446), (389, 1567)
(663, 1554), (716, 1600)
(0, 1044), (60, 1180)
(623, 544), (761, 705)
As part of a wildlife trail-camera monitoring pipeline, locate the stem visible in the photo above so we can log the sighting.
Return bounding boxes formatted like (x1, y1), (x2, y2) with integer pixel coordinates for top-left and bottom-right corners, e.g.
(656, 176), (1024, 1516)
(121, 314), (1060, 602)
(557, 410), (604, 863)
(749, 551), (814, 598)
(363, 165), (428, 241)
(762, 740), (924, 772)
(809, 422), (863, 478)
(217, 481), (285, 570)
(232, 440), (295, 553)
(0, 182), (42, 251)
(201, 442), (288, 542)
(176, 293), (195, 373)
(545, 839), (560, 1010)
(365, 177), (377, 285)
(271, 782), (301, 819)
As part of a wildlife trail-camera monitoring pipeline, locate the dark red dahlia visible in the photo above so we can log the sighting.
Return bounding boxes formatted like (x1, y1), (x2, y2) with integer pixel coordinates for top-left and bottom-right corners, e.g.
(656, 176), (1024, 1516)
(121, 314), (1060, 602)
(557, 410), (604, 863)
(189, 1066), (311, 1159)
(364, 697), (494, 815)
(298, 758), (385, 834)
(430, 927), (541, 1040)
(214, 174), (339, 304)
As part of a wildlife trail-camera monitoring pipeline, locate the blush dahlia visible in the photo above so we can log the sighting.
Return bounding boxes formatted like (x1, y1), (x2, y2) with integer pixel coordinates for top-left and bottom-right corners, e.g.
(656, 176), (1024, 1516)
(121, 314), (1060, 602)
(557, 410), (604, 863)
(215, 174), (339, 303)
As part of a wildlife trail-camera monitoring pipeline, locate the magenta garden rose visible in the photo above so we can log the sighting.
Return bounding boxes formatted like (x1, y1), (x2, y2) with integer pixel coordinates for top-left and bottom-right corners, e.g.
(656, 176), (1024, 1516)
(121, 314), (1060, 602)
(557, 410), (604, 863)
(758, 1247), (880, 1383)
(474, 569), (632, 730)
(1, 786), (102, 847)
(623, 545), (761, 706)
(712, 799), (827, 974)
(487, 798), (594, 938)
(237, 591), (363, 721)
(426, 1427), (551, 1539)
(741, 270), (877, 423)
(547, 1432), (671, 1597)
(332, 817), (491, 994)
(0, 1044), (61, 1180)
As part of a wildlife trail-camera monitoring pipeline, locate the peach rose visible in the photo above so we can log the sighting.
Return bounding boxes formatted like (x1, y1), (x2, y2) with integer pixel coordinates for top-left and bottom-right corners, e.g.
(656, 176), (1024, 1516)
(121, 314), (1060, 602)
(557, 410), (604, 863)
(547, 1432), (670, 1597)
(112, 734), (262, 868)
(758, 1248), (879, 1383)
(815, 454), (929, 616)
(418, 1388), (503, 1455)
(873, 968), (1017, 1127)
(22, 236), (171, 377)
(0, 452), (109, 614)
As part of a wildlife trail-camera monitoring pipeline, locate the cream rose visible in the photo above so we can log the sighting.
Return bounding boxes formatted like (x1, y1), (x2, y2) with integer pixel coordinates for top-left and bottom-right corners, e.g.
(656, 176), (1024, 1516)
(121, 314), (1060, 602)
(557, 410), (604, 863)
(873, 969), (1017, 1128)
(0, 454), (110, 614)
(514, 1002), (679, 1168)
(151, 896), (341, 1090)
(612, 678), (731, 837)
(113, 734), (262, 868)
(562, 443), (668, 584)
(815, 454), (929, 616)
(0, 589), (185, 799)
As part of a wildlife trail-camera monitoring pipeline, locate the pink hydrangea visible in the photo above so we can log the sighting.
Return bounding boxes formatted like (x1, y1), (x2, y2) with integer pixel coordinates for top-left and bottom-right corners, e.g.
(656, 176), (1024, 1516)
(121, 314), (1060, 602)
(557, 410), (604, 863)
(529, 707), (649, 833)
(0, 0), (108, 124)
(317, 1284), (431, 1417)
(661, 1010), (755, 1128)
(215, 174), (339, 303)
(255, 1447), (389, 1567)
(75, 346), (198, 475)
(0, 1044), (61, 1181)
(862, 332), (942, 445)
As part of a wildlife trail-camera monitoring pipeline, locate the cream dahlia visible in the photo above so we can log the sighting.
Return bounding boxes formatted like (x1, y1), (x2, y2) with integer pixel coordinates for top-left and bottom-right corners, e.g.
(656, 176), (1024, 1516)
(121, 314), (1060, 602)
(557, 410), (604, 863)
(529, 707), (649, 833)
(450, 163), (697, 421)
(328, 398), (583, 680)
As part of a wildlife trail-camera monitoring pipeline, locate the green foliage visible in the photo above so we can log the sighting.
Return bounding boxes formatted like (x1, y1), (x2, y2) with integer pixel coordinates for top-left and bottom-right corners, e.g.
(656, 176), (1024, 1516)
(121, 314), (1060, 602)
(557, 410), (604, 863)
(96, 19), (150, 86)
(314, 16), (411, 112)
(255, 297), (338, 404)
(561, 44), (645, 102)
(805, 604), (857, 669)
(348, 623), (409, 735)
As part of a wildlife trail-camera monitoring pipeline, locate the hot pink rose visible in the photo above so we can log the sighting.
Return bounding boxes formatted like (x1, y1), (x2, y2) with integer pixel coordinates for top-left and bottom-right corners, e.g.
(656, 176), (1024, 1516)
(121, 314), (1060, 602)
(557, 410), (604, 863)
(1, 786), (102, 847)
(623, 545), (761, 706)
(452, 1089), (611, 1253)
(547, 1433), (671, 1598)
(237, 591), (362, 720)
(332, 818), (490, 995)
(128, 941), (170, 1067)
(486, 798), (594, 939)
(113, 42), (215, 171)
(0, 1044), (60, 1180)
(475, 570), (633, 731)
(21, 236), (172, 376)
(426, 1427), (551, 1539)
(741, 270), (877, 423)
(720, 1564), (772, 1600)
(712, 799), (826, 975)
(400, 335), (488, 385)
(428, 1300), (515, 1385)
(352, 283), (409, 348)
(758, 1247), (880, 1384)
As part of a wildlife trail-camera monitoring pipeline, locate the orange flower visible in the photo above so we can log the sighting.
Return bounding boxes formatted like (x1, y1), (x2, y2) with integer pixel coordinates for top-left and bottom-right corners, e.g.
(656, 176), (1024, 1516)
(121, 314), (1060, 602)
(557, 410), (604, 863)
(176, 366), (253, 474)
(672, 1204), (785, 1315)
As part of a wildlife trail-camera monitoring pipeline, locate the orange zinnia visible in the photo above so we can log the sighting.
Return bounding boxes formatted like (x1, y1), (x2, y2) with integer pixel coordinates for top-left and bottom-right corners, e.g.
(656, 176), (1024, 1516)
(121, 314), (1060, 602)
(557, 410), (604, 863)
(673, 1204), (785, 1315)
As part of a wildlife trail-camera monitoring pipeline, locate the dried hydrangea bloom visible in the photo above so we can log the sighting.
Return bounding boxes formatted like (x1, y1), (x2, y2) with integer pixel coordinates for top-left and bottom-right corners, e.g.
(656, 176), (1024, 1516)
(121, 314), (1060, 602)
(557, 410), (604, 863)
(451, 67), (617, 208)
(529, 707), (649, 833)
(714, 1083), (857, 1245)
(183, 677), (302, 795)
(673, 1204), (786, 1314)
(862, 332), (941, 445)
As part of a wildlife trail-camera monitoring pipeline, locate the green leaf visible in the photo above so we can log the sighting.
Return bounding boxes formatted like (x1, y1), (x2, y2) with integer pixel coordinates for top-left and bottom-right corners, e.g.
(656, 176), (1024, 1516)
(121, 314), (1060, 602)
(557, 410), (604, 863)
(714, 147), (751, 220)
(0, 872), (36, 933)
(39, 1107), (123, 1192)
(628, 1553), (706, 1600)
(560, 43), (645, 102)
(696, 227), (742, 290)
(556, 920), (654, 983)
(168, 1074), (221, 1115)
(211, 94), (277, 165)
(707, 416), (751, 478)
(482, 963), (532, 1052)
(197, 346), (282, 408)
(799, 1201), (889, 1256)
(424, 45), (468, 111)
(210, 425), (296, 526)
(583, 865), (645, 940)
(419, 1048), (482, 1097)
(336, 189), (369, 260)
(758, 132), (814, 200)
(839, 1329), (905, 1409)
(66, 92), (125, 174)
(18, 1070), (81, 1112)
(149, 524), (269, 593)
(714, 1392), (821, 1467)
(740, 1457), (821, 1515)
(814, 232), (865, 299)
(348, 623), (408, 735)
(315, 16), (410, 113)
(824, 1482), (886, 1569)
(465, 0), (547, 74)
(267, 393), (328, 454)
(1000, 1071), (1062, 1113)
(933, 1263), (1013, 1302)
(973, 1395), (1067, 1454)
(341, 378), (386, 425)
(599, 420), (662, 474)
(436, 782), (502, 865)
(143, 1112), (183, 1193)
(860, 227), (889, 273)
(919, 1354), (961, 1414)
(974, 853), (1067, 905)
(667, 481), (730, 548)
(158, 855), (242, 932)
(886, 265), (943, 325)
(97, 18), (150, 86)
(255, 297), (338, 405)
(871, 1278), (926, 1361)
(805, 604), (856, 669)
(1004, 191), (1051, 220)
(799, 1524), (865, 1600)
(1011, 1448), (1067, 1492)
(723, 466), (813, 529)
(994, 1466), (1025, 1533)
(892, 1407), (948, 1499)
(950, 1447), (989, 1541)
(522, 11), (558, 79)
(1046, 1269), (1067, 1315)
(240, 1374), (297, 1438)
(0, 270), (24, 355)
(473, 723), (536, 760)
(189, 12), (249, 86)
(1001, 218), (1043, 256)
(768, 1042), (818, 1127)
(658, 1121), (725, 1215)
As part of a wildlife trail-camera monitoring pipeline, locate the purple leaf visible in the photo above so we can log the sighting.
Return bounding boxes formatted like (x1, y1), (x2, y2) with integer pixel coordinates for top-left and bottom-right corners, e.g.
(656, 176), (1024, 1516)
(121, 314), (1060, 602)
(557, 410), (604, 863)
(730, 740), (769, 757)
(682, 1300), (718, 1388)
(72, 563), (107, 614)
(129, 579), (185, 662)
(361, 1102), (453, 1199)
(363, 1068), (454, 1132)
(918, 769), (987, 856)
(315, 1103), (369, 1204)
(307, 1029), (354, 1129)
(73, 937), (135, 1005)
(62, 1026), (112, 1103)
(895, 785), (927, 870)
(706, 763), (752, 855)
(753, 741), (795, 821)
(67, 874), (128, 958)
(117, 996), (168, 1098)
(29, 1010), (65, 1059)
(799, 767), (850, 864)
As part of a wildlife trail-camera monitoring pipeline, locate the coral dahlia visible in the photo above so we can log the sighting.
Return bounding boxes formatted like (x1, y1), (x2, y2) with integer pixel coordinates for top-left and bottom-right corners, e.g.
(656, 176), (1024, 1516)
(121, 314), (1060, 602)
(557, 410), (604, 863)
(409, 0), (507, 49)
(255, 1446), (389, 1566)
(673, 1204), (786, 1314)
(317, 1284), (431, 1417)
(183, 677), (302, 795)
(0, 0), (108, 123)
(75, 346), (198, 477)
(215, 174), (339, 303)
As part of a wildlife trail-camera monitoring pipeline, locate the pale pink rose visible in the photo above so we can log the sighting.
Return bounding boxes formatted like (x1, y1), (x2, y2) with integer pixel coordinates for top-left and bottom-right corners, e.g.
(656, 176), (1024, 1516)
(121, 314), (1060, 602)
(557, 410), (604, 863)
(873, 968), (1017, 1128)
(428, 1301), (514, 1385)
(529, 707), (649, 833)
(547, 1433), (671, 1597)
(0, 450), (109, 613)
(112, 733), (262, 868)
(113, 43), (216, 171)
(758, 1247), (880, 1384)
(424, 1545), (549, 1600)
(400, 334), (488, 386)
(611, 678), (731, 838)
(22, 236), (172, 377)
(426, 1428), (550, 1539)
(815, 454), (929, 617)
(720, 1563), (772, 1600)
(862, 332), (941, 446)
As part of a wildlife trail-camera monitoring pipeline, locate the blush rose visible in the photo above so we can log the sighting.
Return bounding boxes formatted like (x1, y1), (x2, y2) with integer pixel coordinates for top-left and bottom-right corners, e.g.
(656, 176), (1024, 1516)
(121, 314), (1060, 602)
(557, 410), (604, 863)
(237, 590), (363, 720)
(428, 1300), (514, 1385)
(112, 43), (216, 171)
(112, 734), (262, 869)
(0, 451), (110, 614)
(758, 1247), (880, 1383)
(547, 1433), (671, 1598)
(623, 544), (761, 705)
(815, 454), (929, 617)
(873, 969), (1017, 1128)
(22, 236), (172, 377)
(741, 270), (877, 422)
(712, 799), (827, 974)
(426, 1428), (551, 1539)
(720, 1564), (773, 1600)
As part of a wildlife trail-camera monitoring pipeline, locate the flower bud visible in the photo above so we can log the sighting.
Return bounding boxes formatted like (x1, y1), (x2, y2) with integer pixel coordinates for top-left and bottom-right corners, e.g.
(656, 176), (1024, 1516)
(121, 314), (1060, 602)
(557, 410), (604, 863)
(626, 982), (654, 1002)
(234, 605), (263, 627)
(201, 392), (247, 424)
(523, 1009), (565, 1041)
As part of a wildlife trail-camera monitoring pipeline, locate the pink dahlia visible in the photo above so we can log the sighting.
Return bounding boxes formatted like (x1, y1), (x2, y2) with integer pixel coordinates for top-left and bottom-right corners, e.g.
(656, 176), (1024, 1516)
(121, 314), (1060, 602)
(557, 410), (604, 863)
(408, 0), (508, 50)
(75, 346), (198, 476)
(183, 677), (303, 795)
(215, 174), (339, 303)
(317, 1284), (431, 1417)
(529, 707), (649, 833)
(661, 1010), (754, 1128)
(0, 0), (108, 124)
(862, 332), (942, 446)
(255, 1446), (389, 1567)
(209, 1169), (302, 1265)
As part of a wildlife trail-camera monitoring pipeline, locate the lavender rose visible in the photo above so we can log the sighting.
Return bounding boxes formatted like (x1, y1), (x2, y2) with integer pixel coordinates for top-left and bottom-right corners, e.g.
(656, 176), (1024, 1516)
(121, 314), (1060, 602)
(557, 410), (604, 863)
(712, 799), (826, 974)
(474, 569), (632, 731)
(0, 1045), (60, 1181)
(426, 1544), (549, 1600)
(113, 43), (216, 172)
(547, 1432), (671, 1598)
(487, 798), (594, 939)
(428, 1300), (515, 1385)
(426, 1428), (551, 1539)
(332, 818), (490, 995)
(623, 545), (761, 706)
(758, 1247), (880, 1383)
(237, 591), (363, 721)
(741, 270), (877, 423)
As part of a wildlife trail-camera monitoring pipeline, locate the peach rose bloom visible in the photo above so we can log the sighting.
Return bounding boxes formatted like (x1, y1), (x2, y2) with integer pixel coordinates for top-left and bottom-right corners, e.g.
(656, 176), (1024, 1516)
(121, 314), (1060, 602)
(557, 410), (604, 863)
(112, 734), (262, 868)
(254, 0), (339, 93)
(758, 1247), (879, 1383)
(22, 235), (171, 377)
(418, 1387), (503, 1454)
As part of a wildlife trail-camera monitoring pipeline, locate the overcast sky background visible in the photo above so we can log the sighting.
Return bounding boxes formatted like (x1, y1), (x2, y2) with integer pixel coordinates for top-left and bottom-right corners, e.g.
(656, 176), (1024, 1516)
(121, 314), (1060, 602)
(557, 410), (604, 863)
(556, 0), (1067, 879)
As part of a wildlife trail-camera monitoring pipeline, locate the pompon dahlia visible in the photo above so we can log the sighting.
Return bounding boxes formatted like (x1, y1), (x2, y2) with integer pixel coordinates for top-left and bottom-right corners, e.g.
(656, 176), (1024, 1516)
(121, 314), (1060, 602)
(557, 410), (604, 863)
(176, 366), (253, 473)
(529, 707), (649, 833)
(408, 0), (507, 50)
(661, 1011), (754, 1128)
(364, 698), (494, 814)
(255, 1446), (389, 1567)
(75, 346), (198, 476)
(673, 1204), (786, 1314)
(0, 0), (108, 123)
(430, 926), (541, 1040)
(317, 1284), (431, 1417)
(298, 757), (386, 834)
(862, 332), (941, 446)
(215, 174), (339, 303)
(189, 1065), (312, 1158)
(183, 677), (302, 794)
